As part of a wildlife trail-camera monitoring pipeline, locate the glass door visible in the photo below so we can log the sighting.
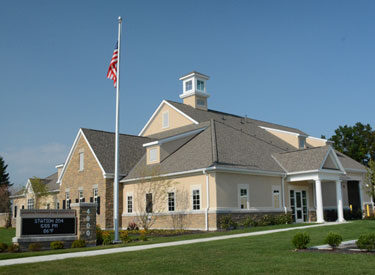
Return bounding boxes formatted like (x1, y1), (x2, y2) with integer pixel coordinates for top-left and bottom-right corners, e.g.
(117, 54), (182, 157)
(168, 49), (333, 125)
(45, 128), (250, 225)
(290, 190), (308, 223)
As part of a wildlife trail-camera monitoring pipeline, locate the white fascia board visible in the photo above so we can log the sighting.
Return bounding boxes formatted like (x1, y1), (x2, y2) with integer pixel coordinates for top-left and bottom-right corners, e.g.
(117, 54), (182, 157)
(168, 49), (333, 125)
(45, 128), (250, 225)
(307, 136), (328, 142)
(138, 100), (199, 136)
(345, 168), (367, 173)
(55, 164), (64, 169)
(121, 168), (207, 183)
(259, 126), (301, 136)
(179, 72), (210, 81)
(57, 129), (106, 184)
(211, 166), (285, 177)
(179, 91), (210, 99)
(142, 127), (206, 147)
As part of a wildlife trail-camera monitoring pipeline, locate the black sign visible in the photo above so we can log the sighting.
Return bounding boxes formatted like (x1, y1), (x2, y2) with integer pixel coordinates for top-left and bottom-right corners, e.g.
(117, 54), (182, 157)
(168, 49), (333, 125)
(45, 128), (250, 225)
(21, 218), (76, 235)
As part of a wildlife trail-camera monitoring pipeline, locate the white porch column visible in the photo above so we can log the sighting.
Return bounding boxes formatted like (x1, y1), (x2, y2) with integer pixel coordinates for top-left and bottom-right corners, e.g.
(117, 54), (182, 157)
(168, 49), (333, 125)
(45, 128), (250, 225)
(336, 180), (345, 222)
(315, 179), (324, 223)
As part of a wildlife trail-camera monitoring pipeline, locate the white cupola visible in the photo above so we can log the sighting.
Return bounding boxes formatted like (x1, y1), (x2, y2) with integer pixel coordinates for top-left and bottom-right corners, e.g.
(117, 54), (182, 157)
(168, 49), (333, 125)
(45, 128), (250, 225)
(179, 71), (210, 110)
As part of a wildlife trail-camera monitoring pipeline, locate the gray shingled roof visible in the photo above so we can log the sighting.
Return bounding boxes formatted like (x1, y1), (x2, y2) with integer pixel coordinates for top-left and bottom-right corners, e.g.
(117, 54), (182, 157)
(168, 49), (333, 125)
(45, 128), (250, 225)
(11, 172), (59, 197)
(81, 128), (153, 175)
(335, 150), (367, 172)
(273, 146), (331, 173)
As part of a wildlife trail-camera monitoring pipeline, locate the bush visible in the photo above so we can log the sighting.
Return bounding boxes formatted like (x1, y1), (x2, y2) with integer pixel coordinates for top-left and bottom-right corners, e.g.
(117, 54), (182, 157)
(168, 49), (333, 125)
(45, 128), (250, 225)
(96, 225), (103, 245)
(356, 233), (375, 251)
(324, 232), (343, 249)
(28, 243), (42, 251)
(7, 243), (20, 253)
(127, 222), (139, 231)
(120, 230), (131, 243)
(219, 215), (238, 230)
(50, 241), (64, 250)
(102, 231), (112, 245)
(274, 213), (293, 225)
(0, 242), (8, 252)
(140, 229), (148, 241)
(292, 232), (310, 249)
(242, 217), (258, 228)
(258, 215), (275, 226)
(71, 239), (86, 248)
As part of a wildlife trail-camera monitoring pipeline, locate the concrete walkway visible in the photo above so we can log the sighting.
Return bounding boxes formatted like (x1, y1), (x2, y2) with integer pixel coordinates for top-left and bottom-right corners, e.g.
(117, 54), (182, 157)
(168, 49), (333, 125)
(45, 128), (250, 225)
(0, 222), (342, 267)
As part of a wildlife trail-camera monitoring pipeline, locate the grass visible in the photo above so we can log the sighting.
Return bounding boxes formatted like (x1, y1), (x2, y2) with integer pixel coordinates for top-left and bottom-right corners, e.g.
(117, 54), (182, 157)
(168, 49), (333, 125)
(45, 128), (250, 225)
(1, 220), (375, 274)
(0, 223), (308, 260)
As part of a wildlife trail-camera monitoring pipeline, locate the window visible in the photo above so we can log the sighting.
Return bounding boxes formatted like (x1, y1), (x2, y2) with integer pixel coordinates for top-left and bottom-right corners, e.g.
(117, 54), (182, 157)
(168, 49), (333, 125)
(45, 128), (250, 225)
(14, 206), (17, 218)
(168, 192), (175, 211)
(79, 152), (84, 171)
(298, 136), (306, 149)
(146, 193), (153, 213)
(197, 80), (204, 91)
(149, 148), (158, 163)
(240, 189), (248, 209)
(46, 203), (50, 209)
(192, 189), (200, 210)
(66, 192), (71, 209)
(56, 202), (60, 209)
(185, 80), (192, 91)
(272, 187), (281, 208)
(79, 190), (84, 202)
(27, 199), (34, 209)
(127, 195), (133, 213)
(162, 111), (169, 128)
(93, 188), (98, 203)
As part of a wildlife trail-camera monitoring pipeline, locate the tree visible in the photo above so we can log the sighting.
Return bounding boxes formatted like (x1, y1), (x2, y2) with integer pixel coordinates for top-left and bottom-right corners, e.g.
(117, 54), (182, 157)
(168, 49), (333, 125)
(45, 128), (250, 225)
(29, 177), (49, 209)
(326, 123), (375, 166)
(134, 166), (173, 230)
(0, 156), (11, 213)
(365, 159), (375, 201)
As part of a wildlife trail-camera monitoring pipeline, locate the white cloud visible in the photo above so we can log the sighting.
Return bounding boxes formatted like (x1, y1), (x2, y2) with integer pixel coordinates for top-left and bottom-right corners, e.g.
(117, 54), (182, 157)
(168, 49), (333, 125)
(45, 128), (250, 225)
(1, 143), (69, 190)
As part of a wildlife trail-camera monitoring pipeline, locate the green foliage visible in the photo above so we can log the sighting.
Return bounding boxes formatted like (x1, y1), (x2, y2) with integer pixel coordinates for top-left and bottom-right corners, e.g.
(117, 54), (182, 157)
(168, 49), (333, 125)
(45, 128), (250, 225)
(219, 215), (238, 230)
(0, 242), (8, 252)
(139, 229), (148, 241)
(324, 232), (343, 248)
(7, 243), (19, 253)
(292, 232), (310, 249)
(28, 243), (42, 251)
(102, 231), (113, 245)
(365, 159), (375, 200)
(242, 217), (258, 227)
(120, 231), (131, 243)
(327, 122), (375, 166)
(258, 215), (275, 226)
(274, 213), (293, 224)
(96, 225), (103, 245)
(0, 156), (11, 214)
(0, 156), (11, 187)
(356, 233), (375, 251)
(50, 241), (64, 250)
(242, 214), (292, 228)
(71, 240), (86, 248)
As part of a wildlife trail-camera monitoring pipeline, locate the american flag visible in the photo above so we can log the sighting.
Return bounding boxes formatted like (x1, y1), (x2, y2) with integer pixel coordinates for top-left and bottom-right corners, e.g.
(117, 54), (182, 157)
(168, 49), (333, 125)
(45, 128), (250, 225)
(107, 42), (119, 87)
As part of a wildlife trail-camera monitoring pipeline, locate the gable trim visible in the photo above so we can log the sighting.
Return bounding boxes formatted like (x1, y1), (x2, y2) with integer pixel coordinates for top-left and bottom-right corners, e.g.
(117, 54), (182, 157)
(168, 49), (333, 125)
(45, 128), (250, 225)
(138, 100), (199, 136)
(57, 129), (106, 184)
(320, 147), (346, 174)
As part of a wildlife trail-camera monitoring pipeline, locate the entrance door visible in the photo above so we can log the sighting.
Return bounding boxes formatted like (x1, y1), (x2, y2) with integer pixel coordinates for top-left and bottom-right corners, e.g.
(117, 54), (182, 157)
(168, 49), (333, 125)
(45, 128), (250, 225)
(290, 190), (308, 223)
(347, 181), (361, 213)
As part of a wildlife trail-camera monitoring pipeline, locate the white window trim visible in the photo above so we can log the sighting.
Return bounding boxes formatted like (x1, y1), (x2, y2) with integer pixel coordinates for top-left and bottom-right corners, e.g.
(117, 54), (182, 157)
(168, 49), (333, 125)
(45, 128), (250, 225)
(162, 110), (169, 129)
(191, 185), (202, 211)
(148, 147), (158, 163)
(79, 152), (84, 171)
(167, 191), (176, 212)
(272, 185), (281, 209)
(238, 184), (250, 209)
(126, 192), (133, 214)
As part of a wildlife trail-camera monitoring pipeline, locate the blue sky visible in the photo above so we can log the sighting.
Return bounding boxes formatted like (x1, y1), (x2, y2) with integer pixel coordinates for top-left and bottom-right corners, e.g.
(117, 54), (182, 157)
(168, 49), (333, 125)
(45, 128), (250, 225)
(1, 0), (375, 188)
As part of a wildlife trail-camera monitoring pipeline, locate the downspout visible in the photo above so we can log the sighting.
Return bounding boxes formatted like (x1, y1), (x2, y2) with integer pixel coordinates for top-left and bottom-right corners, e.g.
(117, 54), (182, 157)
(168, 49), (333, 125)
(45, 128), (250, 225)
(281, 173), (287, 214)
(204, 169), (210, 231)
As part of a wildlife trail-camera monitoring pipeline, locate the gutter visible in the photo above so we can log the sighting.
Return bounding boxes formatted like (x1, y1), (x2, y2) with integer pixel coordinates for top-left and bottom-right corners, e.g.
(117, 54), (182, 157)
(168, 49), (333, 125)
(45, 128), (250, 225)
(281, 174), (287, 214)
(203, 169), (210, 231)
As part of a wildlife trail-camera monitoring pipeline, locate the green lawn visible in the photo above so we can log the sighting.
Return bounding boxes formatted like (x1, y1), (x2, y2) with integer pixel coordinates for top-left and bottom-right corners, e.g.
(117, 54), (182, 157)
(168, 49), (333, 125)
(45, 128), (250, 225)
(0, 223), (308, 260)
(0, 228), (15, 245)
(1, 221), (375, 274)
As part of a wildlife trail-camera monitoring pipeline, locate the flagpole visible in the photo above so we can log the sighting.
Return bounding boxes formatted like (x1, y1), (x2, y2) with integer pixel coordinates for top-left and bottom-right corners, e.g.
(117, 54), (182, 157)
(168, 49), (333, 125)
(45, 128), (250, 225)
(114, 16), (122, 243)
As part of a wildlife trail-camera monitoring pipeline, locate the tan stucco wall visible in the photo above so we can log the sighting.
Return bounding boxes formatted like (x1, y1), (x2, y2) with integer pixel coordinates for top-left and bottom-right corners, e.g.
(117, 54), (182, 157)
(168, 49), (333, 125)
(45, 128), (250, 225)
(286, 181), (315, 210)
(215, 173), (282, 209)
(306, 137), (327, 147)
(58, 135), (111, 228)
(264, 129), (299, 148)
(141, 103), (194, 136)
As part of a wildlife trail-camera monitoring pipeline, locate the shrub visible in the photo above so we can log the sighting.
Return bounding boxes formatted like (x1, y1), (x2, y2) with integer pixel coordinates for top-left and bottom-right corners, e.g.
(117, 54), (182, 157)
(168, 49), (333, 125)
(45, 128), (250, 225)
(120, 230), (131, 243)
(258, 215), (275, 226)
(292, 232), (310, 249)
(140, 229), (148, 241)
(219, 215), (238, 230)
(96, 225), (103, 245)
(71, 239), (86, 248)
(242, 217), (258, 228)
(50, 241), (64, 250)
(356, 233), (375, 251)
(7, 243), (20, 253)
(275, 213), (293, 225)
(28, 242), (42, 251)
(102, 231), (112, 245)
(324, 232), (343, 249)
(127, 222), (139, 231)
(0, 242), (8, 252)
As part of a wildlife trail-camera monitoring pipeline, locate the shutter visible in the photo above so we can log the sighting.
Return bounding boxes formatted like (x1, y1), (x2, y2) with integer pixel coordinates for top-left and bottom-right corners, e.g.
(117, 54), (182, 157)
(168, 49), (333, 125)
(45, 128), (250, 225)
(14, 206), (17, 218)
(82, 198), (85, 203)
(90, 197), (93, 203)
(97, 196), (100, 214)
(63, 200), (66, 209)
(22, 205), (24, 209)
(69, 199), (72, 209)
(75, 199), (79, 203)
